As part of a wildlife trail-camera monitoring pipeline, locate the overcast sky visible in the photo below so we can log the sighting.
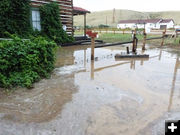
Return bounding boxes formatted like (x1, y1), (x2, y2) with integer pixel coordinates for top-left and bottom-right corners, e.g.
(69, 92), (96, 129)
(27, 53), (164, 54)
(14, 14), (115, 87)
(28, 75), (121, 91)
(73, 0), (180, 12)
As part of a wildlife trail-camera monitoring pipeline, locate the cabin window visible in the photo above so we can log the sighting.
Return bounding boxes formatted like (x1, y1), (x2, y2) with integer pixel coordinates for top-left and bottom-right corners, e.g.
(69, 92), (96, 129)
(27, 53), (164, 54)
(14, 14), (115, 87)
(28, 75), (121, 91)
(31, 9), (41, 31)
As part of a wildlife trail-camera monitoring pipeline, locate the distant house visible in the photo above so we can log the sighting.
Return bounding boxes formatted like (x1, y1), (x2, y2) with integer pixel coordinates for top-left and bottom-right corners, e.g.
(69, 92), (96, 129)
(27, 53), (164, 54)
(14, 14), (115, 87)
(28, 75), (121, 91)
(30, 0), (90, 35)
(159, 19), (175, 29)
(117, 19), (175, 31)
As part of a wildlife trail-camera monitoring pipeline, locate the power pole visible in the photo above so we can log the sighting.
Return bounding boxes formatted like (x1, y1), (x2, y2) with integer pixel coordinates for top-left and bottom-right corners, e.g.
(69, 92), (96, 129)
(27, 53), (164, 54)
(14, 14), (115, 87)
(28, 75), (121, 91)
(106, 16), (108, 25)
(112, 8), (116, 23)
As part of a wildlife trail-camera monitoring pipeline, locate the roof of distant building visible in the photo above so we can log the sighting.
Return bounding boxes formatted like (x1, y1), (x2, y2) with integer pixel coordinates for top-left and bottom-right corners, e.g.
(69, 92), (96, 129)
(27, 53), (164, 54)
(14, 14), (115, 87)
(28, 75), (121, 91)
(118, 19), (174, 24)
(160, 19), (174, 23)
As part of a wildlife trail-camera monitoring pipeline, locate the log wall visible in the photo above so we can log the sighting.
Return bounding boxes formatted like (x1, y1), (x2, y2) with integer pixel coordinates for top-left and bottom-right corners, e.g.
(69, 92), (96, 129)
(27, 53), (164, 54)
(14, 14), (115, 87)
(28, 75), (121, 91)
(30, 0), (73, 35)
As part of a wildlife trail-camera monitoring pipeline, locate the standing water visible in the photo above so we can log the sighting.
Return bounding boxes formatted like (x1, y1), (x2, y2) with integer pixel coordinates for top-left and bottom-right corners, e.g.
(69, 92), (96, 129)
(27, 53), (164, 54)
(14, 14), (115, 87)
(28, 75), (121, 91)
(0, 45), (180, 135)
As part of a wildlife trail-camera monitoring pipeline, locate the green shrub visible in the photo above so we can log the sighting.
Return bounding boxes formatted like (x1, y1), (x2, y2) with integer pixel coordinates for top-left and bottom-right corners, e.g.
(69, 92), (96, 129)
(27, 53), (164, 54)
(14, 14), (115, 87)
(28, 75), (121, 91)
(0, 0), (32, 38)
(0, 35), (57, 88)
(98, 24), (110, 29)
(40, 2), (74, 44)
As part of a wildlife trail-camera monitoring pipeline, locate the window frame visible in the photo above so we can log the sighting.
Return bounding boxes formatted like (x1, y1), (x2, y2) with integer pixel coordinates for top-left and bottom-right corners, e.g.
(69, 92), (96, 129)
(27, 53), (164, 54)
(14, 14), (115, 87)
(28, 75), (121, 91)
(30, 8), (41, 31)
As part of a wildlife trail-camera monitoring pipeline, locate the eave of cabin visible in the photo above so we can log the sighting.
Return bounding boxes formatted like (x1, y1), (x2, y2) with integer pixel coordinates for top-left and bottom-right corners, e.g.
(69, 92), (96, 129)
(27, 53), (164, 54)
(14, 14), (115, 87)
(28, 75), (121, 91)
(73, 6), (90, 16)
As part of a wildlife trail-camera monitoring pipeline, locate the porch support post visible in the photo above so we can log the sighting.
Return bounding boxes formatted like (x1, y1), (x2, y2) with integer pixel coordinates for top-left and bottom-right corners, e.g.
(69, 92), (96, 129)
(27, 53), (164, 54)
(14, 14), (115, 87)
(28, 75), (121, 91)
(84, 13), (87, 37)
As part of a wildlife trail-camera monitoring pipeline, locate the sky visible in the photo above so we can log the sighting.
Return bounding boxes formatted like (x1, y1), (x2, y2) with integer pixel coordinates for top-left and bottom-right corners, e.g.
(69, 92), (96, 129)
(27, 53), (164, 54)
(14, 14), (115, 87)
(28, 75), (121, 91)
(73, 0), (180, 12)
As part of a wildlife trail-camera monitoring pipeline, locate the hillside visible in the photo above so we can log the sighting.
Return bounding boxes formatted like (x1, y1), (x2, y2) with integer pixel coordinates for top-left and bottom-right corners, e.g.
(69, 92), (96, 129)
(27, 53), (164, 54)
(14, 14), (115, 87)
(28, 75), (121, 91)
(73, 9), (180, 27)
(148, 11), (180, 24)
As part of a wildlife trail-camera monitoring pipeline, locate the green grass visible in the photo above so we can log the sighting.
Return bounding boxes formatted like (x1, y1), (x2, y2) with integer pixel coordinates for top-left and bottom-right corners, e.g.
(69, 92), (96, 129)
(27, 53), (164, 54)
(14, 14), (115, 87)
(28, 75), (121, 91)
(164, 37), (180, 45)
(98, 33), (159, 43)
(74, 30), (84, 36)
(98, 33), (132, 43)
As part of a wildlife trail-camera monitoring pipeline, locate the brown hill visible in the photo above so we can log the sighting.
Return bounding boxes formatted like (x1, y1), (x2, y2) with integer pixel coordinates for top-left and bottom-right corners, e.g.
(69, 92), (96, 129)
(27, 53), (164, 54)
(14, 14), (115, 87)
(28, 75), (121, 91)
(73, 9), (180, 27)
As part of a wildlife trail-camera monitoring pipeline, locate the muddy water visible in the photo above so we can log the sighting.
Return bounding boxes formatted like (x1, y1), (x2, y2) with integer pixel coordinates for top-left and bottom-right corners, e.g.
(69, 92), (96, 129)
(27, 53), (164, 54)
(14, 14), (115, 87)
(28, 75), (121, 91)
(0, 44), (180, 135)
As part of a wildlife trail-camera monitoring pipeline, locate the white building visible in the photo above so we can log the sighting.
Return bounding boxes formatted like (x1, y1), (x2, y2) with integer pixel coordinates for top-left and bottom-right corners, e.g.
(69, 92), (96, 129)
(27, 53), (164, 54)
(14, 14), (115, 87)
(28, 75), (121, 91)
(117, 19), (175, 31)
(159, 19), (175, 29)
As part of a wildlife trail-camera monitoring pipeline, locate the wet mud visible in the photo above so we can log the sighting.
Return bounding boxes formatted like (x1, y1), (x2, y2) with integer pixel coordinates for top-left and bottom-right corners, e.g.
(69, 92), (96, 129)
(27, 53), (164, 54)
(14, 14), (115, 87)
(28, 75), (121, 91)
(0, 44), (180, 135)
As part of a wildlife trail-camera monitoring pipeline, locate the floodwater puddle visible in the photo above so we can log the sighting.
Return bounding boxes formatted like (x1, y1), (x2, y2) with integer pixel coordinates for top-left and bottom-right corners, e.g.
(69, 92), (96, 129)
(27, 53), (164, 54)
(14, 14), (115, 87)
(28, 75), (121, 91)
(0, 44), (180, 135)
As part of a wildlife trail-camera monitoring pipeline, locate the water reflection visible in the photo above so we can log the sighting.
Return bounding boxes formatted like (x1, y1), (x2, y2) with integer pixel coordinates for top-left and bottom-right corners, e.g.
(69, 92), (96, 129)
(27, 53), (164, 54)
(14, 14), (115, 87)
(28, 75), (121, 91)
(168, 57), (180, 112)
(75, 47), (179, 114)
(91, 60), (94, 80)
(89, 49), (164, 79)
(56, 46), (179, 114)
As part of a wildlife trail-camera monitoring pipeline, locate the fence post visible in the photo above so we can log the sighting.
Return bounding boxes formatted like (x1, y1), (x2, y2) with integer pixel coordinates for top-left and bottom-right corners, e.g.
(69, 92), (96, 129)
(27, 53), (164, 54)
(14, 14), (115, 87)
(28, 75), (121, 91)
(126, 47), (130, 54)
(142, 29), (147, 50)
(86, 31), (98, 61)
(161, 29), (166, 46)
(132, 30), (137, 53)
(91, 37), (95, 60)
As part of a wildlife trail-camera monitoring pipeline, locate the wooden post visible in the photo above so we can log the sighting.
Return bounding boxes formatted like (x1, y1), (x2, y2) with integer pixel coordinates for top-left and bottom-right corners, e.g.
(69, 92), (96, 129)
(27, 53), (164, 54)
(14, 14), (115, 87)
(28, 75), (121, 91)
(84, 14), (87, 37)
(142, 28), (147, 50)
(123, 29), (125, 35)
(132, 30), (137, 53)
(86, 31), (98, 61)
(126, 47), (130, 54)
(161, 31), (166, 46)
(91, 37), (95, 60)
(161, 28), (166, 46)
(132, 33), (135, 53)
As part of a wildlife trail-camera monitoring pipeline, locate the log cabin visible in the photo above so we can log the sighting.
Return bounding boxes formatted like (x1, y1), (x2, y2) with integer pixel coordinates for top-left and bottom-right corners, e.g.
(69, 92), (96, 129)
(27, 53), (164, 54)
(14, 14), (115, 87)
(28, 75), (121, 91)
(30, 0), (90, 36)
(30, 0), (73, 35)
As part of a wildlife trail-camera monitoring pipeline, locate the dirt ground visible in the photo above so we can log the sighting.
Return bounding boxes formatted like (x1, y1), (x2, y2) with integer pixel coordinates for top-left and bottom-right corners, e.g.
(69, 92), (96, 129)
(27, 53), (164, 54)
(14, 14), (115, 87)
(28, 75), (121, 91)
(0, 44), (180, 135)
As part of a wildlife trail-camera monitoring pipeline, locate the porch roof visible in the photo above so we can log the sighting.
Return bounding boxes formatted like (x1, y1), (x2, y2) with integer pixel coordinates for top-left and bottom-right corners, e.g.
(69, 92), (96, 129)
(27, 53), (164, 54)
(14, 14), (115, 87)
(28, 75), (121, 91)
(73, 6), (90, 16)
